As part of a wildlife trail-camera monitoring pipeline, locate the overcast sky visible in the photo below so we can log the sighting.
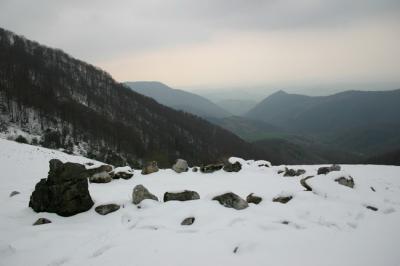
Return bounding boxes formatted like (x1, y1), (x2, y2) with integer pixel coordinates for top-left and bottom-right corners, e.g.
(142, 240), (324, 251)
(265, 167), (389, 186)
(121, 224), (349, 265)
(1, 0), (399, 94)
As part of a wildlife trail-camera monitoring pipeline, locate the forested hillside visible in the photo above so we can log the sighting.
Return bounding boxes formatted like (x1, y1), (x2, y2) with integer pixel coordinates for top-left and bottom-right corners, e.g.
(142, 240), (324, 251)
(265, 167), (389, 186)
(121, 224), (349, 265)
(0, 28), (263, 167)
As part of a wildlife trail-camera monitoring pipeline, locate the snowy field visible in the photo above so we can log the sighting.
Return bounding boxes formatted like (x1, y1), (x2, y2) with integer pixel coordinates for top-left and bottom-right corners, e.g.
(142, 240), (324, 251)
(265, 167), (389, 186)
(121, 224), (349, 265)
(0, 138), (400, 266)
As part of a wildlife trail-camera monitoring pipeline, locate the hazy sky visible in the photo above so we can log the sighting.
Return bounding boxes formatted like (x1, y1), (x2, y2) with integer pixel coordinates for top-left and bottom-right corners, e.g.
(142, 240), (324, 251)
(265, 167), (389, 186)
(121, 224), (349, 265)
(1, 0), (400, 94)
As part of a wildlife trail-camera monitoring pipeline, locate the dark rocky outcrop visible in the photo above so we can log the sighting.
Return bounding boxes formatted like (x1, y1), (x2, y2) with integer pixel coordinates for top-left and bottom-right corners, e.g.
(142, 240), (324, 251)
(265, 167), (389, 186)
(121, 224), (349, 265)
(181, 217), (195, 226)
(213, 192), (248, 210)
(163, 190), (200, 202)
(95, 204), (120, 215)
(300, 176), (314, 191)
(317, 164), (341, 175)
(335, 176), (355, 188)
(223, 162), (242, 172)
(9, 191), (20, 197)
(246, 193), (262, 204)
(132, 185), (159, 204)
(29, 159), (94, 217)
(272, 195), (293, 204)
(200, 164), (224, 173)
(141, 161), (159, 175)
(33, 217), (52, 226)
(172, 159), (189, 173)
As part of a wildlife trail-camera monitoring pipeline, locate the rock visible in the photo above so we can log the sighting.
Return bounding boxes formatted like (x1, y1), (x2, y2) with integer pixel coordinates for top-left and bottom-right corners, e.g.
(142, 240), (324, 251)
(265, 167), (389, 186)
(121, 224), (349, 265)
(370, 186), (376, 192)
(300, 176), (314, 191)
(233, 246), (239, 254)
(223, 162), (242, 172)
(33, 217), (51, 226)
(164, 190), (200, 202)
(112, 166), (134, 179)
(172, 159), (189, 173)
(317, 164), (341, 175)
(366, 205), (378, 211)
(87, 164), (113, 183)
(200, 164), (224, 173)
(213, 192), (248, 210)
(246, 193), (262, 204)
(273, 195), (293, 204)
(95, 204), (120, 215)
(141, 161), (159, 175)
(132, 185), (159, 204)
(29, 159), (94, 217)
(335, 176), (355, 188)
(181, 217), (195, 225)
(283, 168), (306, 177)
(9, 191), (20, 197)
(192, 167), (198, 172)
(89, 171), (112, 183)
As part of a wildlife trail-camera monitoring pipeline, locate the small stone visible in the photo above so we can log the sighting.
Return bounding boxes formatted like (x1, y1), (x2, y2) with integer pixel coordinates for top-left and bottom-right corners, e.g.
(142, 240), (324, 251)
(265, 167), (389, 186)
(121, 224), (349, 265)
(181, 217), (195, 225)
(172, 159), (189, 173)
(141, 161), (159, 175)
(246, 193), (262, 204)
(192, 167), (198, 172)
(370, 186), (376, 192)
(132, 185), (159, 204)
(281, 220), (290, 225)
(335, 176), (355, 188)
(164, 190), (200, 202)
(283, 168), (306, 177)
(366, 205), (378, 211)
(317, 164), (341, 175)
(233, 246), (239, 254)
(95, 204), (120, 215)
(200, 164), (224, 173)
(89, 171), (112, 183)
(213, 192), (248, 210)
(223, 162), (242, 172)
(9, 191), (20, 197)
(33, 218), (51, 226)
(273, 195), (293, 204)
(300, 176), (314, 191)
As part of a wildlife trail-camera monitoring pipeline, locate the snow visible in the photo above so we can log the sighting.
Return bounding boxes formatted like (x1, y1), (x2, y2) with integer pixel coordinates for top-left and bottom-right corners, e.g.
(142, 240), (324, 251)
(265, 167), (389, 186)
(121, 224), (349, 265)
(0, 138), (400, 266)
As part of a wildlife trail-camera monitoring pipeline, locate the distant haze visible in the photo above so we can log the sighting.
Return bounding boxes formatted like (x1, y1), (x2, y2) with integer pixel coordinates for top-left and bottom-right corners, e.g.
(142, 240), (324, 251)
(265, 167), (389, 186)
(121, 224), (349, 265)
(1, 0), (399, 94)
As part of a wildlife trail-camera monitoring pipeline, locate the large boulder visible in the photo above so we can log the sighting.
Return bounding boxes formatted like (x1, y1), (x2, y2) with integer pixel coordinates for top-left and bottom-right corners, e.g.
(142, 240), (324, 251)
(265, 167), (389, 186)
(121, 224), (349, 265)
(95, 204), (120, 215)
(200, 164), (224, 173)
(141, 161), (159, 175)
(213, 192), (248, 210)
(29, 159), (94, 217)
(132, 185), (158, 204)
(163, 190), (200, 202)
(223, 162), (242, 172)
(172, 159), (189, 173)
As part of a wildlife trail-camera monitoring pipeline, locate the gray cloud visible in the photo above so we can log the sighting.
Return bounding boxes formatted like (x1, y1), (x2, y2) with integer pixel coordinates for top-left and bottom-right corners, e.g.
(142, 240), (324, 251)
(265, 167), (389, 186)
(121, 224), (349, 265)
(0, 0), (399, 90)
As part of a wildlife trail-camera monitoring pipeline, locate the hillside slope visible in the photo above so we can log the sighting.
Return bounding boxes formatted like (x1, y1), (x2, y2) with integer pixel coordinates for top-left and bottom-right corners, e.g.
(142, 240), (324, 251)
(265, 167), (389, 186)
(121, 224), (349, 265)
(1, 138), (400, 266)
(125, 81), (230, 119)
(0, 27), (263, 167)
(245, 89), (400, 155)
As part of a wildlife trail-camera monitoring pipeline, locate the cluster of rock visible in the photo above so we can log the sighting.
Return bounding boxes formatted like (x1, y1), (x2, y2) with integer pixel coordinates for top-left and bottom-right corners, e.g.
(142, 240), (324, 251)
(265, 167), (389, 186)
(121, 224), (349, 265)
(26, 159), (359, 226)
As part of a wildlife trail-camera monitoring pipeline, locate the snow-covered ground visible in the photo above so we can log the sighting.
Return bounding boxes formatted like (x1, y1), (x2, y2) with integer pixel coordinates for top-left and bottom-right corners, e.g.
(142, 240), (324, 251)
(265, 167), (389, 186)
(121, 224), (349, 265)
(0, 138), (400, 266)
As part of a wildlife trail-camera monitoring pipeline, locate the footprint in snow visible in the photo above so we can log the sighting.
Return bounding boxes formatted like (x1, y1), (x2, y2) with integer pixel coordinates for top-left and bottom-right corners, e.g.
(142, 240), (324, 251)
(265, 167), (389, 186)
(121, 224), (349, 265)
(91, 245), (113, 258)
(47, 257), (70, 266)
